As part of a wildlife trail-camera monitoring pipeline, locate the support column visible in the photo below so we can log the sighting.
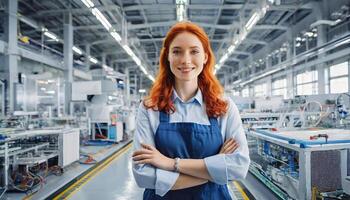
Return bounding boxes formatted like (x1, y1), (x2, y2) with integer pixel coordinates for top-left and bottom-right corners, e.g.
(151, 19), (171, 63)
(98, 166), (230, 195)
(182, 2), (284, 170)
(64, 13), (73, 115)
(316, 1), (327, 95)
(85, 44), (90, 71)
(133, 73), (137, 96)
(125, 67), (130, 106)
(101, 53), (106, 76)
(266, 76), (272, 97)
(286, 69), (294, 99)
(4, 0), (18, 114)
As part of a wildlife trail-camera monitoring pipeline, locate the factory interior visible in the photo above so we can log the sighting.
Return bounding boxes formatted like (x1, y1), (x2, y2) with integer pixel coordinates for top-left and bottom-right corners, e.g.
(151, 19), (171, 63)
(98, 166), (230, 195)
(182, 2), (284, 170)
(0, 0), (350, 199)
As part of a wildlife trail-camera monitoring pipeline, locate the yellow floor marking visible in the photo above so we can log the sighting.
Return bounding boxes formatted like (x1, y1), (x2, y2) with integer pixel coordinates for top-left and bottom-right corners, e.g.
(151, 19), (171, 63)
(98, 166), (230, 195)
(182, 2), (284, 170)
(233, 181), (250, 200)
(53, 143), (132, 200)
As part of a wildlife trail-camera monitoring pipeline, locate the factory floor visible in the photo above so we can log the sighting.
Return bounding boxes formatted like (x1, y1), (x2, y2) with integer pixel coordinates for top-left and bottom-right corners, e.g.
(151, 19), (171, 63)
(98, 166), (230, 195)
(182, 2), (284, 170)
(54, 143), (252, 200)
(5, 138), (133, 200)
(5, 138), (263, 200)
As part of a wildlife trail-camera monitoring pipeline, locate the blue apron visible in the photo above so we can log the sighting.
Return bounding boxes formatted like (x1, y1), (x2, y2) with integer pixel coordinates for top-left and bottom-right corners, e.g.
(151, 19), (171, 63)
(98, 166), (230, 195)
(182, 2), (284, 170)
(143, 111), (232, 200)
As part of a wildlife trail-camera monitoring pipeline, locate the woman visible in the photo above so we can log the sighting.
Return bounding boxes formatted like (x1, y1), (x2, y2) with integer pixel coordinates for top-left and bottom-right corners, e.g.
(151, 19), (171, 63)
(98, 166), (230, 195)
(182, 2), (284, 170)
(132, 21), (250, 199)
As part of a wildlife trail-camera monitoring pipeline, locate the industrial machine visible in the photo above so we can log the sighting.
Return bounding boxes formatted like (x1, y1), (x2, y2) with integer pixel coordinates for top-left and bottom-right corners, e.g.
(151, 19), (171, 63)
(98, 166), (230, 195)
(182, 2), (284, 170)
(0, 127), (79, 195)
(240, 93), (350, 200)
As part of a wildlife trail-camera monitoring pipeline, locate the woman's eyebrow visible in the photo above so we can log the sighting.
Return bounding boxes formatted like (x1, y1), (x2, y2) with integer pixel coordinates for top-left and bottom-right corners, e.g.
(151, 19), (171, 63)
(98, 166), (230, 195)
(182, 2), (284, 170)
(171, 46), (200, 49)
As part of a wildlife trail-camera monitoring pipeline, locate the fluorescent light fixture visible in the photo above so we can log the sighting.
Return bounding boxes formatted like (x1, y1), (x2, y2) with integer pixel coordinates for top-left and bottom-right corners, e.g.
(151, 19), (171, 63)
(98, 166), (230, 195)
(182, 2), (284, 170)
(89, 56), (98, 64)
(219, 54), (228, 64)
(176, 0), (187, 21)
(79, 0), (150, 80)
(245, 12), (259, 31)
(110, 31), (122, 42)
(81, 0), (94, 8)
(227, 45), (236, 54)
(139, 89), (146, 93)
(131, 55), (141, 66)
(44, 31), (58, 41)
(46, 90), (55, 94)
(72, 46), (83, 55)
(122, 45), (133, 56)
(91, 8), (112, 30)
(147, 74), (155, 82)
(40, 87), (46, 91)
(140, 65), (148, 75)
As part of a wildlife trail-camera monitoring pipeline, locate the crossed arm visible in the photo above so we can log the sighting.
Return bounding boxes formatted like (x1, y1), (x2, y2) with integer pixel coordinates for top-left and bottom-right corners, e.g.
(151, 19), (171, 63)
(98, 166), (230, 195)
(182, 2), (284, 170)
(132, 138), (239, 190)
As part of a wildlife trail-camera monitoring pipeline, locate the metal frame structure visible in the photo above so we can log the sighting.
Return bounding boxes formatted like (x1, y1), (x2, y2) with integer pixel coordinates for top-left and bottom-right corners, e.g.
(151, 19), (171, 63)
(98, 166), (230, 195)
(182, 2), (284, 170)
(248, 129), (350, 200)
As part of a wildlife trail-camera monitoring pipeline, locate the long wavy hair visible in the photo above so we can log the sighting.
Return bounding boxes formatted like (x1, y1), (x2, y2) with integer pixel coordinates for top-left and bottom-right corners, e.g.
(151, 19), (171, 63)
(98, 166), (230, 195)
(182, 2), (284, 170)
(144, 21), (228, 117)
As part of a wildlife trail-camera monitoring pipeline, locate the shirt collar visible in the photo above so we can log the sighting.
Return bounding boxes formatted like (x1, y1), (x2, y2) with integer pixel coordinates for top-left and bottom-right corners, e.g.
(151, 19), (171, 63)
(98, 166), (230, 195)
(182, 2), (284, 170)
(172, 88), (203, 105)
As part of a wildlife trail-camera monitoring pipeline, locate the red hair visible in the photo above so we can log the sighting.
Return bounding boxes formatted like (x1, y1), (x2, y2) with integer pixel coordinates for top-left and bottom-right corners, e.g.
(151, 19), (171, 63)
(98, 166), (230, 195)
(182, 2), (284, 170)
(144, 21), (228, 117)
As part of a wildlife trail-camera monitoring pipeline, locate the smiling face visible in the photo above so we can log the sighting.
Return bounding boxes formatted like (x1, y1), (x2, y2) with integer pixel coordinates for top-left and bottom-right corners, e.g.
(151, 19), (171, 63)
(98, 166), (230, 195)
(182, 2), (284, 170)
(168, 32), (208, 84)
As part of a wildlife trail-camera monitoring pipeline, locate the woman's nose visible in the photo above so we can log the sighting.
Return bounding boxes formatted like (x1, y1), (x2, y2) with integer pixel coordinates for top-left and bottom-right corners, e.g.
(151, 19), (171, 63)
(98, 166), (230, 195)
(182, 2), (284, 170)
(181, 52), (191, 64)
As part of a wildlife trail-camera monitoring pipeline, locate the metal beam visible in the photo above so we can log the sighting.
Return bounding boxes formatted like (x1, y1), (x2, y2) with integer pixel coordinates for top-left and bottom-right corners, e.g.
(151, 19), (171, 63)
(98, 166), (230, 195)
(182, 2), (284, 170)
(244, 39), (267, 45)
(122, 4), (299, 12)
(253, 24), (288, 31)
(233, 51), (251, 56)
(32, 5), (121, 17)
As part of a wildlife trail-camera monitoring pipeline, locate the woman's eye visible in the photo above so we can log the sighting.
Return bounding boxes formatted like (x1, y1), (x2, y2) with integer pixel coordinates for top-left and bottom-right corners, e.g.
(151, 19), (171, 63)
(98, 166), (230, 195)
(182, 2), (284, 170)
(191, 50), (199, 54)
(173, 50), (180, 54)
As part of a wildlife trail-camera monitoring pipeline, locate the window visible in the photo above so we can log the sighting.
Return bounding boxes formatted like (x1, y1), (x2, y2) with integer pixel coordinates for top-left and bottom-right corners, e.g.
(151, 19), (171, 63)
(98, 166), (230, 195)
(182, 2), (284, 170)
(329, 62), (348, 94)
(242, 87), (249, 97)
(296, 70), (318, 95)
(254, 83), (267, 97)
(272, 78), (287, 99)
(232, 90), (240, 96)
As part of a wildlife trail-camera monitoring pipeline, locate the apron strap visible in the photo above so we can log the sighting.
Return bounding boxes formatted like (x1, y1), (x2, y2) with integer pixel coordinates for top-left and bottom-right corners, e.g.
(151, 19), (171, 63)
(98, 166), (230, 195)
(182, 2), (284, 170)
(159, 111), (170, 123)
(209, 117), (219, 132)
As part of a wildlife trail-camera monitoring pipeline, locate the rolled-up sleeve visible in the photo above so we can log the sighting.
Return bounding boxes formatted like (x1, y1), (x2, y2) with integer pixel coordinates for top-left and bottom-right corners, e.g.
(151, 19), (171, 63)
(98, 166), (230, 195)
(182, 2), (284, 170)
(132, 102), (179, 196)
(204, 99), (250, 185)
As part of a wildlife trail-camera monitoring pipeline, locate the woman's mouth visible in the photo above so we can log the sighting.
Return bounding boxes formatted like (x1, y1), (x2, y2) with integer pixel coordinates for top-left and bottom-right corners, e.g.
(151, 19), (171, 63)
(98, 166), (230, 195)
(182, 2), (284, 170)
(178, 67), (195, 73)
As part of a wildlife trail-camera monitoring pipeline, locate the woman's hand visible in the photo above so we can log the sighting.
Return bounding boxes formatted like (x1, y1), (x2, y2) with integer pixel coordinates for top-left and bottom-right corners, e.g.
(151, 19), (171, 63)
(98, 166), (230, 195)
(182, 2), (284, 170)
(219, 138), (239, 154)
(132, 143), (174, 171)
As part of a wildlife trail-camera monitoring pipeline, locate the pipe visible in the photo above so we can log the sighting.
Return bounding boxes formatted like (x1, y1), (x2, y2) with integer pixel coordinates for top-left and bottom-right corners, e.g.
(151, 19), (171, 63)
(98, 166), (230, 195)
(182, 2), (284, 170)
(310, 19), (341, 28)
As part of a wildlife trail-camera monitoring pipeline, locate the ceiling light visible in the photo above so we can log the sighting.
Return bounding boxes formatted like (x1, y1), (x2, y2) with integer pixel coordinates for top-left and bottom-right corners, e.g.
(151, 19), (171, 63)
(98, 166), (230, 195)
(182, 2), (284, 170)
(139, 65), (148, 75)
(72, 46), (83, 55)
(91, 8), (112, 30)
(81, 0), (94, 8)
(245, 12), (259, 31)
(110, 31), (122, 42)
(44, 31), (58, 41)
(176, 0), (187, 21)
(219, 54), (228, 64)
(147, 74), (155, 82)
(139, 89), (146, 93)
(122, 45), (133, 56)
(89, 56), (98, 64)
